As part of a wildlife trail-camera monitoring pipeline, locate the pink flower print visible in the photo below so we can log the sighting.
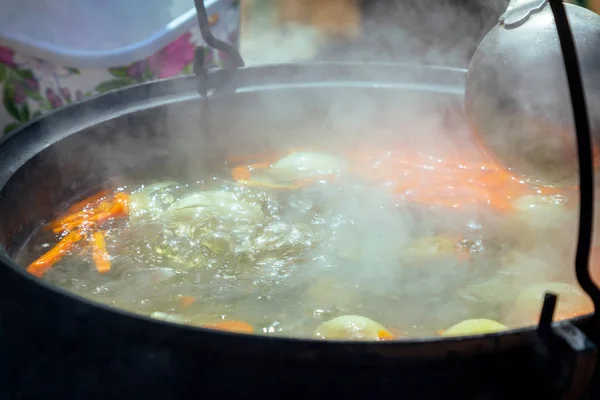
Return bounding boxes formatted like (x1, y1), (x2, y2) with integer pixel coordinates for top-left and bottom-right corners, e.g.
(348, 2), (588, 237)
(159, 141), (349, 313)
(46, 88), (63, 109)
(0, 45), (16, 67)
(147, 32), (195, 79)
(59, 87), (71, 102)
(127, 61), (145, 80)
(25, 78), (39, 91)
(14, 85), (26, 104)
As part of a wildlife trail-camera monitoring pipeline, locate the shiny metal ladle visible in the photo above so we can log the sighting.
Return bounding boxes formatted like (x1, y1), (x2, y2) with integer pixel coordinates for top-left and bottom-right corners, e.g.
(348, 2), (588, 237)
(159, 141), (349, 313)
(465, 0), (600, 187)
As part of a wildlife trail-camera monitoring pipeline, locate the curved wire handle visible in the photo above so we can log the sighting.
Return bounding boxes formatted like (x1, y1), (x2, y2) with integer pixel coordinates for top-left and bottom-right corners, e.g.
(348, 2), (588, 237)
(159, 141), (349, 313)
(193, 0), (245, 68)
(547, 0), (600, 327)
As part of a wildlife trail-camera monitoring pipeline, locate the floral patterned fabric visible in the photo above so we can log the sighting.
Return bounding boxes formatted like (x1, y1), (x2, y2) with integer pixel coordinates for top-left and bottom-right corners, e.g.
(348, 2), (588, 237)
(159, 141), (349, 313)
(0, 6), (239, 135)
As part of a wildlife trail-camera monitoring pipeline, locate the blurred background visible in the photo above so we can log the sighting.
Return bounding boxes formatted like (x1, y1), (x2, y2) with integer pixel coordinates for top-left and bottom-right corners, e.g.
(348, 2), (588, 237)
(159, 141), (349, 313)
(0, 0), (598, 135)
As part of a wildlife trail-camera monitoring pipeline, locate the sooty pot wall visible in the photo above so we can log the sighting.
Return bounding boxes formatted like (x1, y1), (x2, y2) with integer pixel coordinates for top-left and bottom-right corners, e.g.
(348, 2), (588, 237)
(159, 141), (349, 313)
(0, 71), (593, 399)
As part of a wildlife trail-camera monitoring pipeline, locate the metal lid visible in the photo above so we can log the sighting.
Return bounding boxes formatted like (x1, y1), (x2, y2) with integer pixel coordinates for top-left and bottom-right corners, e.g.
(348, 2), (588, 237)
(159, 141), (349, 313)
(0, 0), (234, 69)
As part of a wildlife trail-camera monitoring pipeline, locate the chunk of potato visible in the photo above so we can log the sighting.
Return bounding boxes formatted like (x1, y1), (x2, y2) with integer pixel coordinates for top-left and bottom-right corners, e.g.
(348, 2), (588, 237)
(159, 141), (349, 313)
(313, 315), (394, 341)
(442, 319), (508, 337)
(509, 282), (593, 325)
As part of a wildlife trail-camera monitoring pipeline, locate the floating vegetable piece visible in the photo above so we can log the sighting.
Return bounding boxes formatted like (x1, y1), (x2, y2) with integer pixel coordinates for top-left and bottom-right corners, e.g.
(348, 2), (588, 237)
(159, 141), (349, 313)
(128, 181), (180, 219)
(400, 235), (468, 263)
(314, 315), (394, 341)
(67, 189), (111, 213)
(510, 194), (575, 233)
(270, 152), (348, 179)
(510, 282), (593, 325)
(232, 151), (348, 189)
(150, 312), (191, 324)
(50, 192), (129, 234)
(28, 189), (130, 279)
(167, 191), (262, 220)
(203, 320), (254, 334)
(26, 230), (85, 277)
(179, 296), (196, 308)
(442, 319), (508, 337)
(90, 231), (111, 274)
(348, 147), (565, 211)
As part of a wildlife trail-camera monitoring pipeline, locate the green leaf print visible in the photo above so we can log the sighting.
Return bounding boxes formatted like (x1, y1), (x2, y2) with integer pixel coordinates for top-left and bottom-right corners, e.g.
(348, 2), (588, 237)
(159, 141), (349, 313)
(108, 67), (129, 79)
(0, 64), (5, 82)
(95, 79), (133, 93)
(3, 122), (21, 135)
(14, 69), (35, 82)
(142, 69), (155, 81)
(32, 110), (43, 119)
(20, 103), (30, 122)
(66, 67), (81, 75)
(39, 98), (53, 112)
(3, 83), (20, 120)
(23, 89), (43, 101)
(182, 64), (193, 75)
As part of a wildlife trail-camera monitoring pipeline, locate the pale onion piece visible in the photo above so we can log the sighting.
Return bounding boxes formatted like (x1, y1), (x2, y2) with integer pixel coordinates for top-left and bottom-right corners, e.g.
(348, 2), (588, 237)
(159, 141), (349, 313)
(400, 236), (457, 260)
(442, 319), (508, 337)
(512, 282), (593, 324)
(168, 191), (262, 219)
(500, 251), (563, 285)
(264, 152), (349, 183)
(459, 275), (516, 305)
(330, 221), (362, 260)
(150, 312), (190, 325)
(170, 191), (238, 210)
(313, 315), (393, 341)
(510, 194), (574, 231)
(128, 181), (180, 218)
(305, 278), (358, 310)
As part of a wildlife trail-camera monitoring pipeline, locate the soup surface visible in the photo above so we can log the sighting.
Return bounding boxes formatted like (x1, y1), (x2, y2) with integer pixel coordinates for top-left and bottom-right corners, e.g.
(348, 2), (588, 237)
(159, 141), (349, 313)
(17, 146), (594, 340)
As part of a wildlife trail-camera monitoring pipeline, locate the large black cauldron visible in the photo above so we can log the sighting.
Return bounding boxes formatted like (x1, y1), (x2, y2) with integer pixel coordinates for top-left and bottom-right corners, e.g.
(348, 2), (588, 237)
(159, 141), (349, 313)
(0, 63), (596, 399)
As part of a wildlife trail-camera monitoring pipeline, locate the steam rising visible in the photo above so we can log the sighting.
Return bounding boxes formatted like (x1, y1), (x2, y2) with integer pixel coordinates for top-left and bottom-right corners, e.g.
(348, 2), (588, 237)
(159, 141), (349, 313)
(19, 0), (596, 338)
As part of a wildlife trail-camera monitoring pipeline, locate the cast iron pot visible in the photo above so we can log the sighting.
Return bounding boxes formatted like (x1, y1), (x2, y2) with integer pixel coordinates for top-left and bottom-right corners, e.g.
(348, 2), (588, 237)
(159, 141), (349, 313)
(0, 63), (595, 399)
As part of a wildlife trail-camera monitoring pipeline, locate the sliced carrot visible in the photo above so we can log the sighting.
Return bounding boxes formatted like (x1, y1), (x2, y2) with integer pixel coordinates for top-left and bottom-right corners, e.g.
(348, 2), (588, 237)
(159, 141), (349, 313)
(51, 193), (129, 234)
(90, 231), (111, 274)
(179, 296), (196, 308)
(46, 189), (111, 231)
(67, 189), (111, 213)
(231, 165), (252, 181)
(204, 320), (254, 334)
(456, 250), (471, 263)
(26, 230), (84, 278)
(377, 330), (396, 340)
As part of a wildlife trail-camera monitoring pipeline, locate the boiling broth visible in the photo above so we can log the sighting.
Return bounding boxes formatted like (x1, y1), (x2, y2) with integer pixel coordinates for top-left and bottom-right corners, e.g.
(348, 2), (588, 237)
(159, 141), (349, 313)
(17, 148), (594, 339)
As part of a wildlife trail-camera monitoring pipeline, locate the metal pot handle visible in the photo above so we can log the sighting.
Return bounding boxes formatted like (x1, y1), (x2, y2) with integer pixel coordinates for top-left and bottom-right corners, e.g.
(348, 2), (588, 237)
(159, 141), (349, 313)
(193, 0), (245, 69)
(500, 0), (548, 27)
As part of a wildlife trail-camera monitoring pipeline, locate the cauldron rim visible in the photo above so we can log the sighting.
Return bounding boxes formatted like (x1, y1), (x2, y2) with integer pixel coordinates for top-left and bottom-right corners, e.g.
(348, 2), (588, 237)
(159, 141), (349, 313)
(0, 62), (590, 360)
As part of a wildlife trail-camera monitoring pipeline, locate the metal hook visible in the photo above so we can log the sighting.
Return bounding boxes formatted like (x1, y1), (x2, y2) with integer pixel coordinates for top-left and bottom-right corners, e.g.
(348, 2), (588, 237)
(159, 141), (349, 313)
(500, 0), (548, 28)
(193, 0), (245, 69)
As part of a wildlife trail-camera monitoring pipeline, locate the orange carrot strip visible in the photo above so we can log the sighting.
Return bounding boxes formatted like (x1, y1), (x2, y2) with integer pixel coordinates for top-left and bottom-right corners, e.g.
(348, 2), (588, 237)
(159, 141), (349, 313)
(26, 230), (84, 278)
(67, 189), (111, 213)
(90, 231), (111, 274)
(46, 190), (111, 231)
(204, 320), (254, 334)
(456, 250), (470, 262)
(377, 330), (396, 340)
(179, 296), (196, 308)
(51, 193), (129, 234)
(231, 166), (252, 181)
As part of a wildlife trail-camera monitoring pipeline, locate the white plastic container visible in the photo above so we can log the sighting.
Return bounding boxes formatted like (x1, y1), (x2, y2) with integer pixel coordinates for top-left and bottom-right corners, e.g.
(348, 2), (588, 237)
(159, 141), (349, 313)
(0, 0), (240, 135)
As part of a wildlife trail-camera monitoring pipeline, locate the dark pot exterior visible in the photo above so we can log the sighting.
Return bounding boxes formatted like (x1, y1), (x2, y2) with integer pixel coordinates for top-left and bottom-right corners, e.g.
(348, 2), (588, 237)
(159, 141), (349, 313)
(0, 64), (594, 399)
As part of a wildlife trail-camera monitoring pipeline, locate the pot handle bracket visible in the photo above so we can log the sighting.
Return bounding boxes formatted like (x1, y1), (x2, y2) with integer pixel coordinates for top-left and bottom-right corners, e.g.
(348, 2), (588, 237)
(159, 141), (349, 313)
(534, 293), (597, 399)
(193, 0), (246, 99)
(534, 1), (600, 397)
